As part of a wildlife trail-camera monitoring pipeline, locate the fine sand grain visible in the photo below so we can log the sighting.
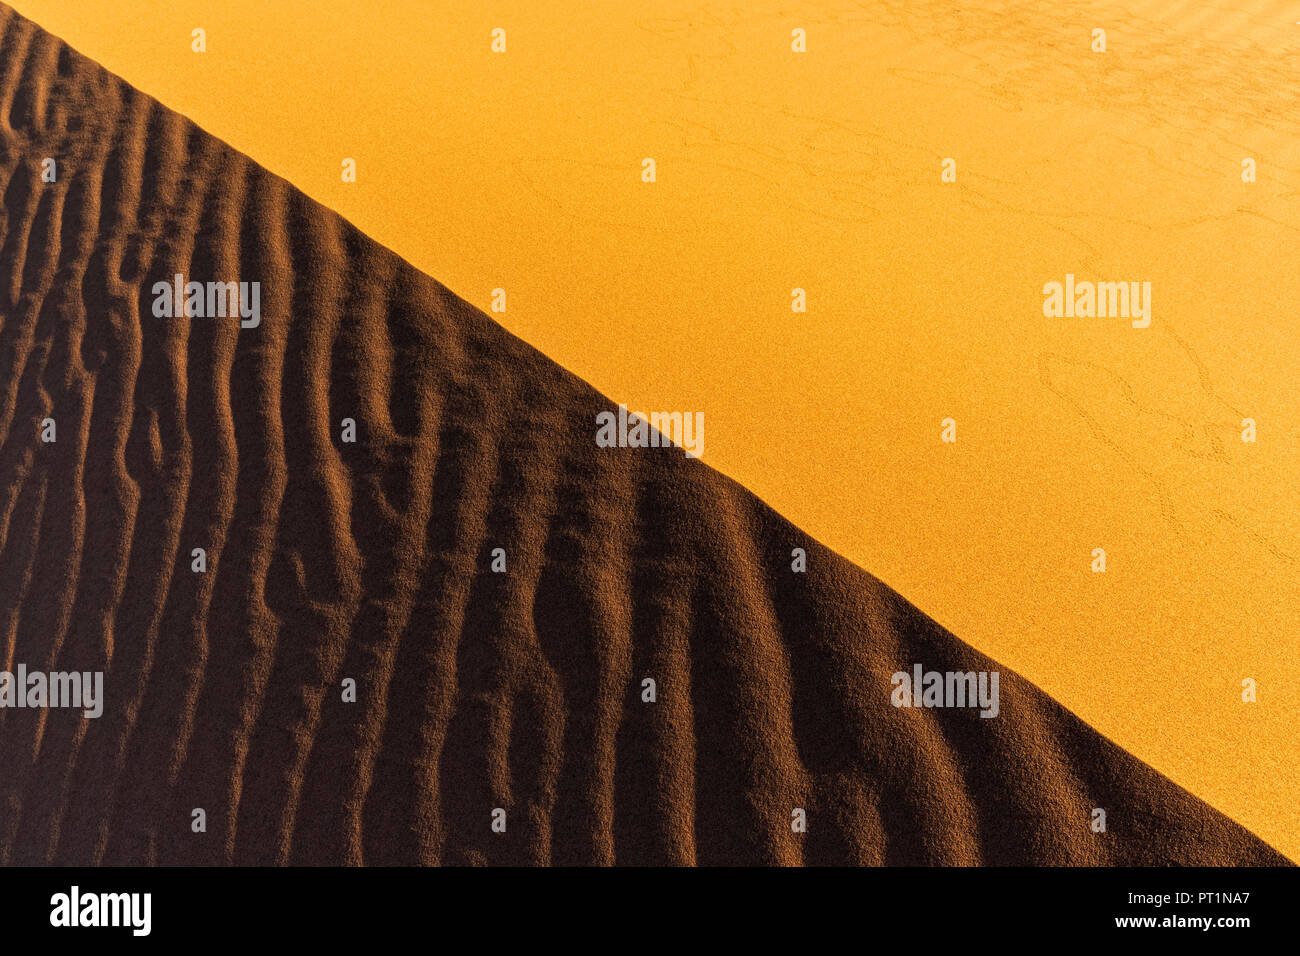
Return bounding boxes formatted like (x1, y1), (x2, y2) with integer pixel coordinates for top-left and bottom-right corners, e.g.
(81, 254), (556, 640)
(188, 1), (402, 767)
(0, 5), (1289, 865)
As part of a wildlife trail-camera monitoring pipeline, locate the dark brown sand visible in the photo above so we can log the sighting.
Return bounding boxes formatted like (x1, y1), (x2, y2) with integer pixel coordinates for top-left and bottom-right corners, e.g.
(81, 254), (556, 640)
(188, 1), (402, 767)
(0, 4), (1289, 866)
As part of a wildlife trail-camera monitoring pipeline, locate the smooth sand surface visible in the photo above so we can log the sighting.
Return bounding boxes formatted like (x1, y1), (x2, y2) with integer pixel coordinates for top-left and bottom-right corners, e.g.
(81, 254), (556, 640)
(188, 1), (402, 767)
(0, 5), (1289, 865)
(5, 0), (1294, 859)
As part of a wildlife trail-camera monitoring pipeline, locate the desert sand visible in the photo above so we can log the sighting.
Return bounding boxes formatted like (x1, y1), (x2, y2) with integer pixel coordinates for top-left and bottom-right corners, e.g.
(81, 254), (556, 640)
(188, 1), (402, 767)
(6, 0), (1294, 859)
(0, 5), (1290, 865)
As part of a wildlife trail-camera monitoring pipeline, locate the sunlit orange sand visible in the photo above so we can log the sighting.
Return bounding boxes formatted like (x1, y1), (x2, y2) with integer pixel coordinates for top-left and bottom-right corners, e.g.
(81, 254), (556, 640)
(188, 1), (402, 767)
(6, 0), (1297, 859)
(0, 4), (1290, 864)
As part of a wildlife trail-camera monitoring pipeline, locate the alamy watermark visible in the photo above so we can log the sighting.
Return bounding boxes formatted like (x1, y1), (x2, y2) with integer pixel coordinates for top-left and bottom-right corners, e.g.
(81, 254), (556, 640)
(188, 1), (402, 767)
(50, 886), (150, 936)
(152, 273), (261, 328)
(596, 403), (704, 458)
(891, 664), (999, 718)
(0, 665), (103, 718)
(1042, 273), (1150, 328)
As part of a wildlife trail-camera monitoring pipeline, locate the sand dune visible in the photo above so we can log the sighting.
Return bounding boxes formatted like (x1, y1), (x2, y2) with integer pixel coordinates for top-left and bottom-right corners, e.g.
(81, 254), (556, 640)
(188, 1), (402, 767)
(0, 5), (1289, 866)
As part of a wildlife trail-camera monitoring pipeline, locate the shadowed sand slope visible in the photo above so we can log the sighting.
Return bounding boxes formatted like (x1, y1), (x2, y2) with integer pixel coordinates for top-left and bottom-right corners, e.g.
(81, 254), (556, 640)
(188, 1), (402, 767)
(0, 6), (1288, 866)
